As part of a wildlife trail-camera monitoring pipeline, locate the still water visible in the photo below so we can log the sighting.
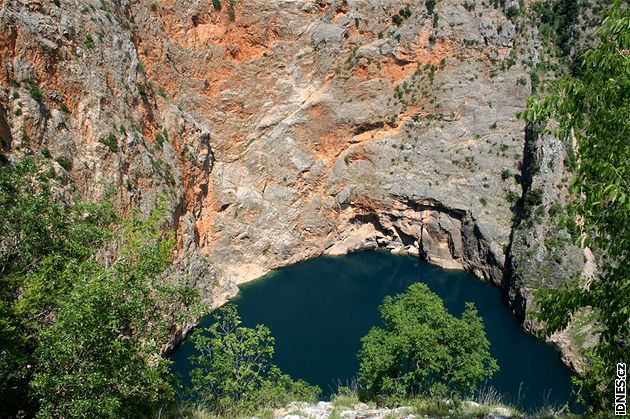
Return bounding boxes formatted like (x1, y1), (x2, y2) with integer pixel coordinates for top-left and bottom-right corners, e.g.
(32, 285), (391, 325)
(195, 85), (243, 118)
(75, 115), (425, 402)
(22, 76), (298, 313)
(171, 251), (575, 412)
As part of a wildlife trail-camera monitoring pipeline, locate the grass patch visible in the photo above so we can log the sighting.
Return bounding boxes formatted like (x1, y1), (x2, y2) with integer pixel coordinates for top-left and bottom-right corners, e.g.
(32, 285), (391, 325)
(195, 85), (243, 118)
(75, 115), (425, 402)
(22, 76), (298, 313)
(28, 80), (43, 101)
(331, 386), (360, 409)
(84, 33), (94, 49)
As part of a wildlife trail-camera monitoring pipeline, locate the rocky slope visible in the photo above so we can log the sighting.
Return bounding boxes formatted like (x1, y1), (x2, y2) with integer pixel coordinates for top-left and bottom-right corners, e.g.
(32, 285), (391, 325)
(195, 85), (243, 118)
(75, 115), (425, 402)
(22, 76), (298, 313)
(271, 400), (516, 418)
(0, 0), (593, 365)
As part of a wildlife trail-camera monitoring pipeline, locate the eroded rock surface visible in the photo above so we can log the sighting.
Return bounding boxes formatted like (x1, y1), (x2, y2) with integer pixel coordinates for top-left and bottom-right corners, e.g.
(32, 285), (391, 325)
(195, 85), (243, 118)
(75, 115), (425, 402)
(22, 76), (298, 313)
(0, 0), (590, 365)
(126, 0), (531, 294)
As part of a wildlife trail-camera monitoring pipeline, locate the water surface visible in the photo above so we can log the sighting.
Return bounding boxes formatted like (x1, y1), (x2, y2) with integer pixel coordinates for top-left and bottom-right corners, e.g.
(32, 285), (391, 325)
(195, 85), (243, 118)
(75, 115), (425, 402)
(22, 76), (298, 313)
(171, 251), (575, 412)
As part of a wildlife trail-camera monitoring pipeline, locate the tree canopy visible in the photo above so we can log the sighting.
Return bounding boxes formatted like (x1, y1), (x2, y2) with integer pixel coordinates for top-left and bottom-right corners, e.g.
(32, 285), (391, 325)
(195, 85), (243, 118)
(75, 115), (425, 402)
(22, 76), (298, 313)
(0, 156), (202, 417)
(519, 1), (630, 413)
(187, 304), (320, 416)
(357, 283), (498, 402)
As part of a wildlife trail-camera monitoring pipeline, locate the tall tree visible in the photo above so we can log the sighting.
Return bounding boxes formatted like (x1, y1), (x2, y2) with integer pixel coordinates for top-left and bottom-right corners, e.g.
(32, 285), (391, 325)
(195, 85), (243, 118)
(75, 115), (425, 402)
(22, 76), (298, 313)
(0, 157), (114, 416)
(520, 1), (630, 413)
(0, 157), (202, 417)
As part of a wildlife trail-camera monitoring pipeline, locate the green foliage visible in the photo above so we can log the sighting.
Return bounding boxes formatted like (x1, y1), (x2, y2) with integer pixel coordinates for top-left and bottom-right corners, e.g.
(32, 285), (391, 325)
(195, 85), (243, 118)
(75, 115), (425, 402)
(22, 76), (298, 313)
(400, 6), (412, 19)
(331, 385), (361, 409)
(505, 3), (520, 22)
(519, 2), (630, 413)
(525, 187), (543, 208)
(425, 0), (436, 15)
(531, 0), (580, 57)
(0, 157), (115, 416)
(518, 187), (544, 227)
(84, 33), (94, 49)
(506, 190), (519, 204)
(155, 130), (168, 149)
(99, 133), (119, 152)
(501, 168), (512, 181)
(28, 80), (42, 102)
(137, 82), (148, 100)
(30, 205), (194, 417)
(55, 156), (72, 171)
(212, 0), (221, 10)
(227, 0), (236, 21)
(0, 157), (202, 417)
(187, 305), (320, 416)
(392, 6), (412, 26)
(357, 283), (498, 402)
(0, 158), (111, 276)
(463, 0), (475, 12)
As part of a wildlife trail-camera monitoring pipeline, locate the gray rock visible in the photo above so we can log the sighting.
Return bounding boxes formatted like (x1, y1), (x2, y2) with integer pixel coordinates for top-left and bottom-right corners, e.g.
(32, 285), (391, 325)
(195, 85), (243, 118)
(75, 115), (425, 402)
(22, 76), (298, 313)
(312, 23), (344, 46)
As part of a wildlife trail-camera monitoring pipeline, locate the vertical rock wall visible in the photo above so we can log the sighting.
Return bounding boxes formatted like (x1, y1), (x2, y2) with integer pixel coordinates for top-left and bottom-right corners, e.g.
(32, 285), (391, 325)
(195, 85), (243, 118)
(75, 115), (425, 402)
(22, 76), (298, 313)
(0, 0), (596, 367)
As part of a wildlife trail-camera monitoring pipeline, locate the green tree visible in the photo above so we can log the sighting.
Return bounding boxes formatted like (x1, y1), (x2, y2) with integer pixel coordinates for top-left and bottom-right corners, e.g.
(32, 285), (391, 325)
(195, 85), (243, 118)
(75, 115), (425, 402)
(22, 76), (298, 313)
(29, 205), (201, 417)
(358, 283), (498, 402)
(519, 1), (630, 413)
(0, 157), (202, 417)
(0, 157), (114, 416)
(187, 305), (320, 416)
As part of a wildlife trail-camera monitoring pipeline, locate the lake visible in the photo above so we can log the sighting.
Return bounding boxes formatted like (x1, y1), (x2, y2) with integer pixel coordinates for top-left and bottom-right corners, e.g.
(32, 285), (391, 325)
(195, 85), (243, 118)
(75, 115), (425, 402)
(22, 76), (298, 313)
(170, 251), (576, 412)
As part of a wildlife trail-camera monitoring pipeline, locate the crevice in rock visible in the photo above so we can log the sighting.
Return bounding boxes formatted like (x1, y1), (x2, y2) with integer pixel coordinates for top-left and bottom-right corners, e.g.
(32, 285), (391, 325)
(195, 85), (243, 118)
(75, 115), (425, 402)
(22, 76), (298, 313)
(352, 121), (384, 136)
(0, 104), (11, 163)
(326, 196), (505, 286)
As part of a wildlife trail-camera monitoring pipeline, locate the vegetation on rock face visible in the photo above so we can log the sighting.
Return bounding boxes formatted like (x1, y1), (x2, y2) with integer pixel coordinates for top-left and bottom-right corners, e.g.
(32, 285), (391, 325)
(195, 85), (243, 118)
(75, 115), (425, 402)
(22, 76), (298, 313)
(531, 0), (581, 58)
(357, 283), (498, 402)
(0, 157), (202, 417)
(520, 1), (630, 413)
(186, 304), (320, 416)
(99, 133), (119, 152)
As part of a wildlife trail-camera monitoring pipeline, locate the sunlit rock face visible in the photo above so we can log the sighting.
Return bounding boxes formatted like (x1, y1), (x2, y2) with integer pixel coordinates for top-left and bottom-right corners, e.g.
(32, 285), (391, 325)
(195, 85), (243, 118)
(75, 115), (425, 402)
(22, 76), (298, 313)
(123, 0), (532, 292)
(1, 0), (591, 366)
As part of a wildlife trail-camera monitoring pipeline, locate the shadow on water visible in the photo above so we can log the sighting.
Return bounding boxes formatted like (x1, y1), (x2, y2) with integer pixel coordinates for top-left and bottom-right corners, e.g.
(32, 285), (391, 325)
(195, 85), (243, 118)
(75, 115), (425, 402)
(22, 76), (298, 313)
(170, 251), (576, 412)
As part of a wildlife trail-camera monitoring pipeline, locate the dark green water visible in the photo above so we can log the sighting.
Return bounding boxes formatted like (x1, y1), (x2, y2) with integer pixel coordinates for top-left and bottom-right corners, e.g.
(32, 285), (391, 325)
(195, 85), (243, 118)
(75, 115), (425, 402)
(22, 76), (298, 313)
(171, 251), (575, 412)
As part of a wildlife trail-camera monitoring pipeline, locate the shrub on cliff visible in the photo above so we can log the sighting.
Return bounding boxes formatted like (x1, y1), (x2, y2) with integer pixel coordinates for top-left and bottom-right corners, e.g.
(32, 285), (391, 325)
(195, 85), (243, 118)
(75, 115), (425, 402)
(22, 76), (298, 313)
(357, 283), (498, 402)
(187, 304), (320, 416)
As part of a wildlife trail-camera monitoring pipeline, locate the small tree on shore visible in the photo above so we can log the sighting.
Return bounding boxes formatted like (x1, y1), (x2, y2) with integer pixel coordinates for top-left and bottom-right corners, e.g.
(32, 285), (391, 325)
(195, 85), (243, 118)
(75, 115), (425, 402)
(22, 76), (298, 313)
(187, 305), (320, 416)
(358, 283), (498, 402)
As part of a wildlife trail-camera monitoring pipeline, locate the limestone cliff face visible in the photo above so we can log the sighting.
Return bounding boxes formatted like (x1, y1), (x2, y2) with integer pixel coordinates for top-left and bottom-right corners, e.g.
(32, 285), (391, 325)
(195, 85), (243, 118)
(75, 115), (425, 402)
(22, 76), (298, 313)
(505, 125), (598, 372)
(129, 0), (532, 297)
(0, 0), (586, 362)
